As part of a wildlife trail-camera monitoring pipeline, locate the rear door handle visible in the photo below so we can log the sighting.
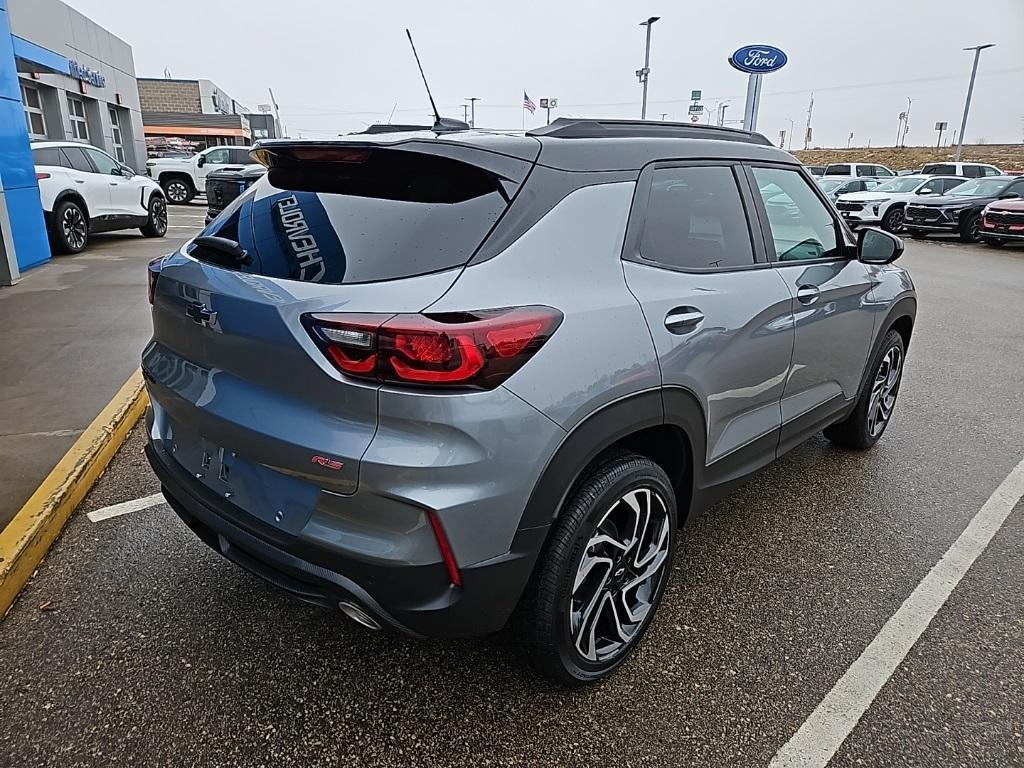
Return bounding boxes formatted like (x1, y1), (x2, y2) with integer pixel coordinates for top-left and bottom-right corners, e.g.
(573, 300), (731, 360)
(665, 307), (705, 333)
(796, 285), (820, 305)
(74, 178), (86, 184)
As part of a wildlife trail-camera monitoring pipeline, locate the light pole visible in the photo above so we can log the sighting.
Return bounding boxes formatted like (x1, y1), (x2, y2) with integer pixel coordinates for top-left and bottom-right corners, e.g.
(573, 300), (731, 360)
(785, 118), (794, 150)
(955, 44), (994, 160)
(466, 97), (480, 128)
(636, 16), (660, 120)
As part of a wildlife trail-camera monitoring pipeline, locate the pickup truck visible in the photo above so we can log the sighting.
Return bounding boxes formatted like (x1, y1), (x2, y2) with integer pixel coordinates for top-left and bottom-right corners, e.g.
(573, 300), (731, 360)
(145, 145), (253, 204)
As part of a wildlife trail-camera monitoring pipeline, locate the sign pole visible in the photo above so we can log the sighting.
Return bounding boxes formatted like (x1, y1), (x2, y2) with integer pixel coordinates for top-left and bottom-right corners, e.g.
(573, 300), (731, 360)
(742, 74), (762, 132)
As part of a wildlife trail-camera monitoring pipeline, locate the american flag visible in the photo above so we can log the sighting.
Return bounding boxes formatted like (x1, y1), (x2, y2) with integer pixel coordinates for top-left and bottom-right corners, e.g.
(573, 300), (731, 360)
(523, 91), (536, 114)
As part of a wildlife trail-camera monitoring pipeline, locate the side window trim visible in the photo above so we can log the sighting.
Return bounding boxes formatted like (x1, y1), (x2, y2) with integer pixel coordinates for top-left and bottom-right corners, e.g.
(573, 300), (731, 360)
(620, 159), (769, 274)
(741, 162), (854, 265)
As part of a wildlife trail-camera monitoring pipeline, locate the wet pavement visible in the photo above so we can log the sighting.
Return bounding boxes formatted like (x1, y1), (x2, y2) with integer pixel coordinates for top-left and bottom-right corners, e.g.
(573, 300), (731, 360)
(0, 204), (205, 529)
(1, 239), (1022, 767)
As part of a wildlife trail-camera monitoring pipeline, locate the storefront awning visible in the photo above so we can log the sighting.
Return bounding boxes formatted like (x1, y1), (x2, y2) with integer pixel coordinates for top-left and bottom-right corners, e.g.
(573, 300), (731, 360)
(11, 35), (69, 76)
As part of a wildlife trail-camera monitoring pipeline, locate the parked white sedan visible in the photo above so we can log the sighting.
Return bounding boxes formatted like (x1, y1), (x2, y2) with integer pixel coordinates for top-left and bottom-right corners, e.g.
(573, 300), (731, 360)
(834, 174), (965, 232)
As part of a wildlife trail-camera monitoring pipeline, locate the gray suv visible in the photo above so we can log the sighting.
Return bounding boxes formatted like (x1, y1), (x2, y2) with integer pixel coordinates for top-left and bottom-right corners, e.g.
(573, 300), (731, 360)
(143, 119), (916, 685)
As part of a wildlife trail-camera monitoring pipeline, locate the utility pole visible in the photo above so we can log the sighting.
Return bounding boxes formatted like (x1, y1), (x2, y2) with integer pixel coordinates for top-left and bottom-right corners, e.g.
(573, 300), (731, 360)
(901, 98), (912, 147)
(785, 118), (794, 150)
(466, 97), (480, 128)
(462, 104), (469, 123)
(955, 44), (995, 161)
(660, 112), (668, 121)
(718, 103), (729, 127)
(803, 92), (814, 149)
(848, 131), (854, 148)
(636, 17), (660, 119)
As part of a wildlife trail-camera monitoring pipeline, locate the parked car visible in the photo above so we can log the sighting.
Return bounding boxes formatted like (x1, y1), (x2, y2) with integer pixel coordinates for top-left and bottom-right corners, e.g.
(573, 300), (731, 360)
(32, 141), (167, 254)
(143, 119), (915, 685)
(904, 176), (1024, 242)
(835, 175), (965, 232)
(804, 165), (826, 177)
(822, 162), (895, 178)
(979, 198), (1024, 247)
(817, 176), (883, 201)
(145, 145), (253, 205)
(205, 164), (266, 224)
(919, 161), (1002, 178)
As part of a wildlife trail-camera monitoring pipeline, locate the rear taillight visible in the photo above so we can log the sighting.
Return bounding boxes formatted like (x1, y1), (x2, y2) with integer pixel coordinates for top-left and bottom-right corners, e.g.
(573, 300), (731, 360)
(147, 256), (165, 304)
(303, 306), (562, 390)
(35, 172), (50, 180)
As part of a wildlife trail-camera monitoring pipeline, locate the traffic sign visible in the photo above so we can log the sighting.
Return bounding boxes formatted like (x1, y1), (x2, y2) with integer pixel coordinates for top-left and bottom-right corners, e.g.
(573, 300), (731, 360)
(549, 98), (558, 107)
(688, 104), (704, 115)
(691, 89), (702, 101)
(539, 98), (549, 109)
(690, 115), (700, 123)
(935, 121), (948, 131)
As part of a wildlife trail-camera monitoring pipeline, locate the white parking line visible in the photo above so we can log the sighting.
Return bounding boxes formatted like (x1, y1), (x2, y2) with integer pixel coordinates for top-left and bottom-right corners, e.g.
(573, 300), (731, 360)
(86, 492), (166, 523)
(770, 456), (1024, 768)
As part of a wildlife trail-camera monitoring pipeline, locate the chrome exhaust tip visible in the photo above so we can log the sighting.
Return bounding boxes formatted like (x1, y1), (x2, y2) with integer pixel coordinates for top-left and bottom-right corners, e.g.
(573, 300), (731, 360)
(338, 600), (382, 630)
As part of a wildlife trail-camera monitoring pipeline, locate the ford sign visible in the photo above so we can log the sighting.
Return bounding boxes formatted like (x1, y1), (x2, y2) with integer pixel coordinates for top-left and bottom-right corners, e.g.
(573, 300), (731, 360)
(729, 45), (788, 75)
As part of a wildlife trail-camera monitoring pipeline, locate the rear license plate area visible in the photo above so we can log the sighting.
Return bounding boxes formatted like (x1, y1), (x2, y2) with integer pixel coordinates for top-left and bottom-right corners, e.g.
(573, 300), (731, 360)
(168, 421), (317, 536)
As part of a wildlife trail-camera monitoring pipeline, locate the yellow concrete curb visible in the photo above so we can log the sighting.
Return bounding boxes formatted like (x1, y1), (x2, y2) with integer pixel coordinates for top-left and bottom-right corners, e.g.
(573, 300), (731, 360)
(0, 368), (149, 617)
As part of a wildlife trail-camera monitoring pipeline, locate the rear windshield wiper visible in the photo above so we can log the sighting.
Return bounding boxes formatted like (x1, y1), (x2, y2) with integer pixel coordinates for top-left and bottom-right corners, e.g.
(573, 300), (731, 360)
(189, 236), (253, 269)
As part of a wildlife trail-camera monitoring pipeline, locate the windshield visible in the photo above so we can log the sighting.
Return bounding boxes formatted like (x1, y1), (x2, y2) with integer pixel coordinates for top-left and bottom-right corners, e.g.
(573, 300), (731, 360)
(872, 178), (923, 194)
(817, 179), (845, 192)
(947, 178), (1009, 197)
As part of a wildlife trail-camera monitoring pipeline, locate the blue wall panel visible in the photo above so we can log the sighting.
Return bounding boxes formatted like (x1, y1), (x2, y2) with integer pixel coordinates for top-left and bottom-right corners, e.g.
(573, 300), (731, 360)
(0, 0), (52, 271)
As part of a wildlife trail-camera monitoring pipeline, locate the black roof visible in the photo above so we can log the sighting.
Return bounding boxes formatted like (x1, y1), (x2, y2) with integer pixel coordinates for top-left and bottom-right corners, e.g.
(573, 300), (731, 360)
(528, 118), (772, 146)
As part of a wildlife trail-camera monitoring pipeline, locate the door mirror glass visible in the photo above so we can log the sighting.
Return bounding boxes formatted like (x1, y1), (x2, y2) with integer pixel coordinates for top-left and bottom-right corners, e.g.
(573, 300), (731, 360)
(918, 187), (933, 194)
(858, 227), (903, 264)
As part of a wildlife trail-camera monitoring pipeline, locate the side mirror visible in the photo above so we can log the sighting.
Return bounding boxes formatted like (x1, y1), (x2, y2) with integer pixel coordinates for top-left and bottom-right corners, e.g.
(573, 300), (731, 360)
(999, 192), (1020, 200)
(858, 227), (903, 265)
(196, 155), (206, 168)
(918, 188), (932, 195)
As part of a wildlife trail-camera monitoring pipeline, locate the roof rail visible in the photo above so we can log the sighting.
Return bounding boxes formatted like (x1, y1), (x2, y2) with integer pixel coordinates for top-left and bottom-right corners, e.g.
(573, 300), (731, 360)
(527, 118), (773, 146)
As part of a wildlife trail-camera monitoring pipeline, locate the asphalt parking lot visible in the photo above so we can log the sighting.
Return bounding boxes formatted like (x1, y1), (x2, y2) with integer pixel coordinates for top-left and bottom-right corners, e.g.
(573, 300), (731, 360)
(1, 238), (1022, 768)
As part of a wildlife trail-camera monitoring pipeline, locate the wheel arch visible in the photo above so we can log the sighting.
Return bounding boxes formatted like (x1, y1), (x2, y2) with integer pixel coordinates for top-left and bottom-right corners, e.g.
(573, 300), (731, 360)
(517, 389), (702, 533)
(51, 189), (90, 221)
(158, 171), (194, 189)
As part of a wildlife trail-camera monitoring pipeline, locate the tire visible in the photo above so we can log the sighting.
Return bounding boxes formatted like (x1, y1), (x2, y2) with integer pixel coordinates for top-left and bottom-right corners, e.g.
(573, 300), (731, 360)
(140, 194), (168, 238)
(907, 228), (928, 239)
(824, 329), (906, 450)
(49, 199), (89, 254)
(981, 237), (1006, 248)
(517, 451), (677, 685)
(161, 176), (194, 205)
(959, 213), (981, 243)
(881, 206), (905, 233)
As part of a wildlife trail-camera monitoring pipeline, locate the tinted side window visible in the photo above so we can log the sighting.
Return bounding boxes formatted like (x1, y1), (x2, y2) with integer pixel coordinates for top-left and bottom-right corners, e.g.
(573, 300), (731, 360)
(61, 146), (94, 173)
(856, 165), (873, 177)
(982, 166), (1001, 177)
(1006, 181), (1024, 197)
(875, 166), (893, 177)
(940, 178), (964, 193)
(962, 165), (982, 178)
(824, 164), (850, 176)
(32, 147), (62, 166)
(83, 148), (119, 175)
(752, 166), (842, 262)
(230, 148), (252, 165)
(922, 164), (956, 175)
(638, 166), (755, 271)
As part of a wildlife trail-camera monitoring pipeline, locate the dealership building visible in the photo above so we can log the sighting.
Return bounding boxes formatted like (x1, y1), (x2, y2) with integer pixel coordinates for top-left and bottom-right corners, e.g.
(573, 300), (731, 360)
(0, 0), (147, 281)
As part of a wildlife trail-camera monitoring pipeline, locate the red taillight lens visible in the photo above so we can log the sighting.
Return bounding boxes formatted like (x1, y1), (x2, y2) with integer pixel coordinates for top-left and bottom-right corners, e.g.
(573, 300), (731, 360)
(302, 306), (562, 390)
(35, 172), (50, 180)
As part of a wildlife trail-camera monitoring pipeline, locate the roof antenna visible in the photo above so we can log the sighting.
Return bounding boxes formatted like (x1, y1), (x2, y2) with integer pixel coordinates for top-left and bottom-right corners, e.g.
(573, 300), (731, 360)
(405, 29), (469, 132)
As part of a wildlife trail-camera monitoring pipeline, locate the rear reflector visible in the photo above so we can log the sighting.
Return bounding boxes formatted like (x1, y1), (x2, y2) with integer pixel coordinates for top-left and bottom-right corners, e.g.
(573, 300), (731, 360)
(425, 510), (461, 588)
(302, 306), (562, 390)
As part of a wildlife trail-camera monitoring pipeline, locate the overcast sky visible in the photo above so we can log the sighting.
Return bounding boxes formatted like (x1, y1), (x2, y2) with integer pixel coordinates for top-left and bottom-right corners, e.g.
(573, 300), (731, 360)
(67, 0), (1024, 148)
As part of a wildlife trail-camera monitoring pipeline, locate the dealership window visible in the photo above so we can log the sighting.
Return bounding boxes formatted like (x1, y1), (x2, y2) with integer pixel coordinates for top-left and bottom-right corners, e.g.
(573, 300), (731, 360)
(108, 107), (126, 162)
(67, 95), (89, 141)
(21, 83), (47, 139)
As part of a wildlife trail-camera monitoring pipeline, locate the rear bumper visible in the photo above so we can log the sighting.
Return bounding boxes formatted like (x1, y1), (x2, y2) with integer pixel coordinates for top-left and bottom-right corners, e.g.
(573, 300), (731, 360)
(146, 438), (548, 638)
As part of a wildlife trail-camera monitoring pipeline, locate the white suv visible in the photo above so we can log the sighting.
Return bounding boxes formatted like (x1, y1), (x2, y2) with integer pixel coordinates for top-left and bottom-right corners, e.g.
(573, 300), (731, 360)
(919, 161), (1002, 178)
(835, 174), (966, 232)
(32, 141), (167, 253)
(822, 162), (895, 178)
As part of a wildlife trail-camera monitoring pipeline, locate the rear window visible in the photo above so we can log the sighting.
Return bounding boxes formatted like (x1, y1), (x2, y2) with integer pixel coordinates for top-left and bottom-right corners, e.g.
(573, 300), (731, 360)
(823, 164), (851, 176)
(199, 148), (523, 284)
(32, 147), (64, 166)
